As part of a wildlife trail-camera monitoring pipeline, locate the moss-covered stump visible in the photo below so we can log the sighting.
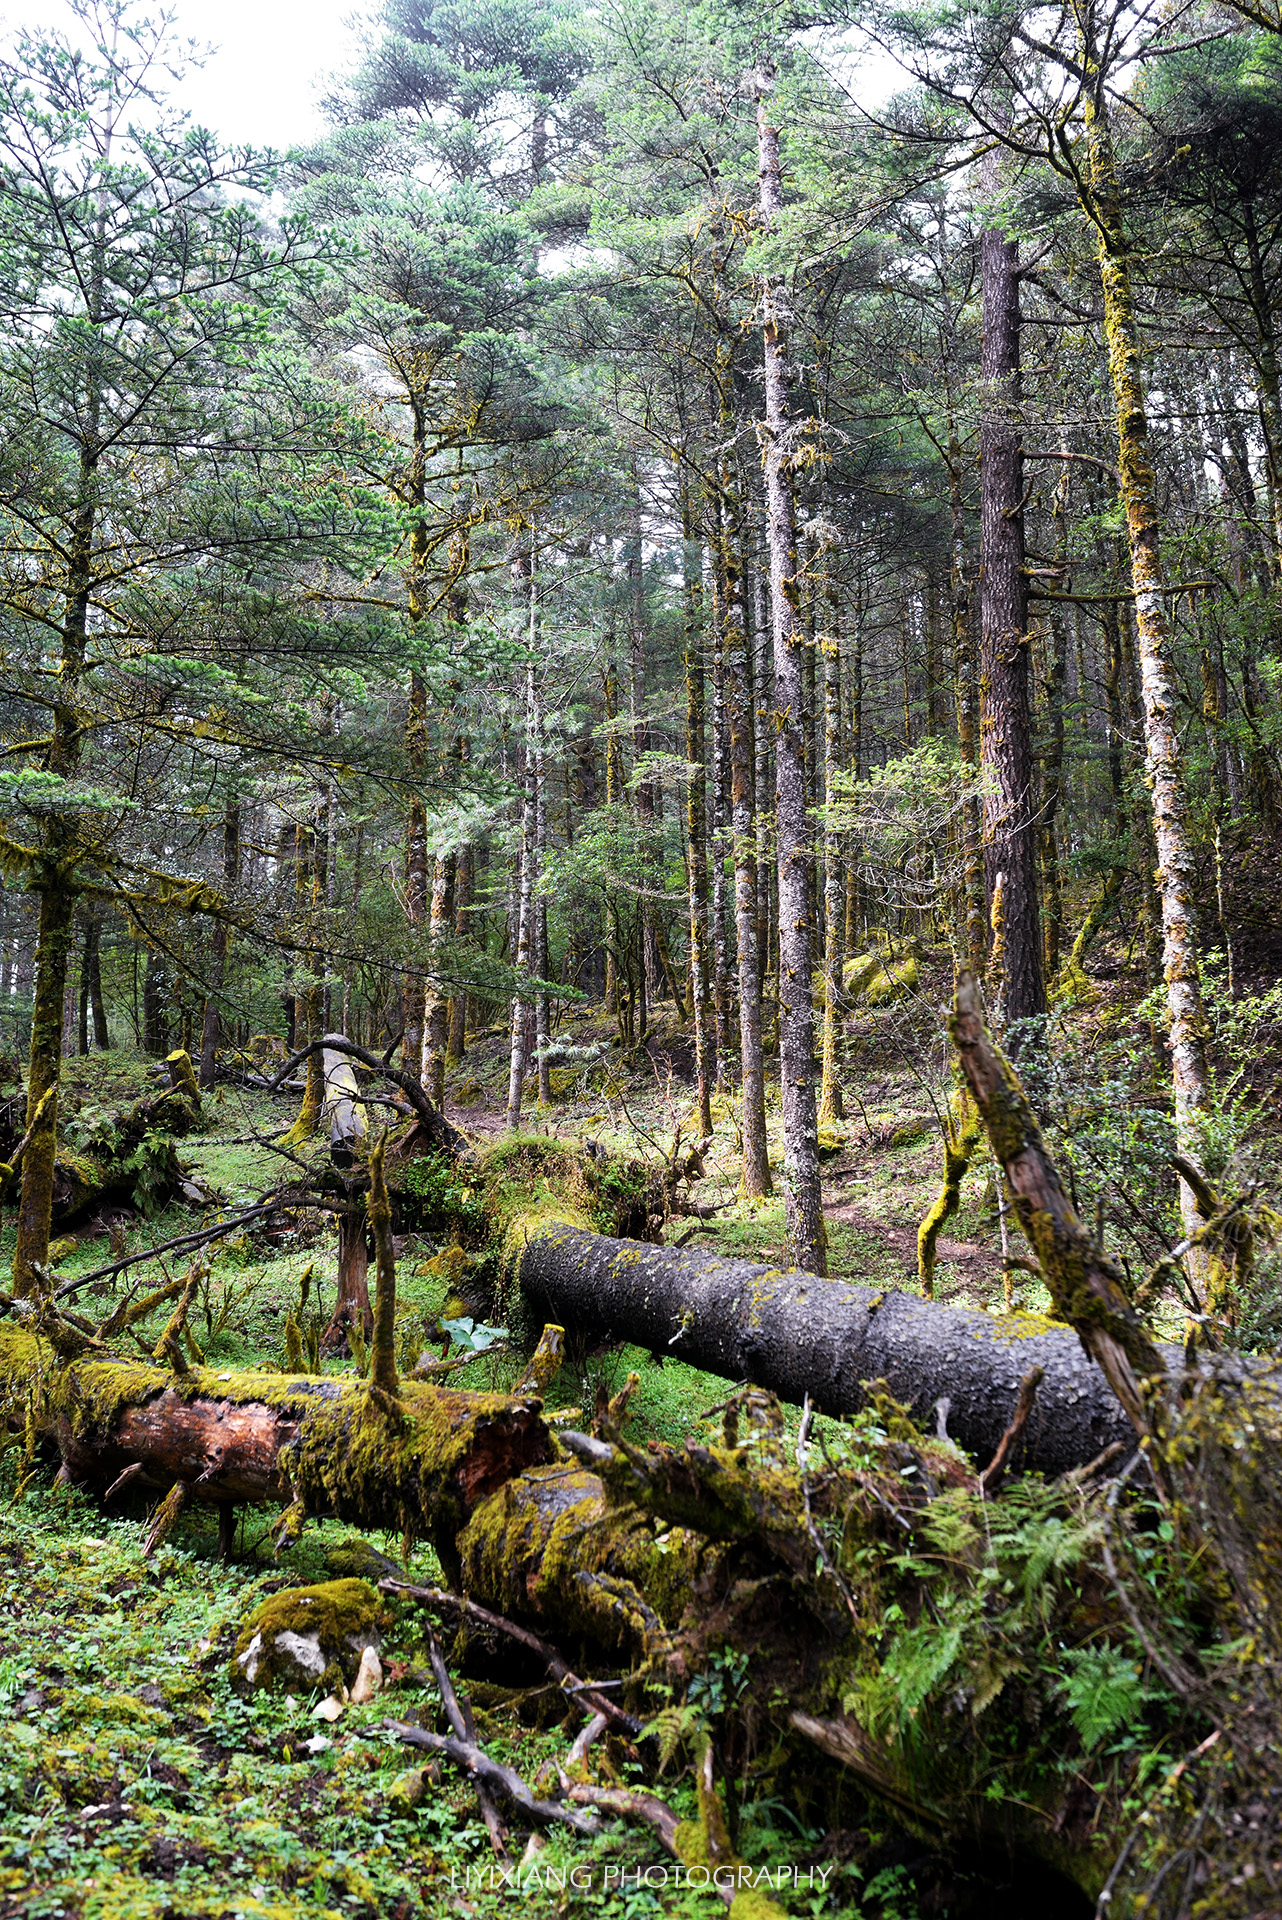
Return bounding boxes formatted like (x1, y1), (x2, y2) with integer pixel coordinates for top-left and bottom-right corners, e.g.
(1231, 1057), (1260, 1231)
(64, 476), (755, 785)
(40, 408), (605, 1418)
(233, 1578), (386, 1691)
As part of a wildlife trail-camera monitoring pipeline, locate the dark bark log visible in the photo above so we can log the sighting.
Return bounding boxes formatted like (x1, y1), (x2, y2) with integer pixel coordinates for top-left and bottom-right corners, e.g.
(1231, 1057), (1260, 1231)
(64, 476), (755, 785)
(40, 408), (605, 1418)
(516, 1223), (1141, 1476)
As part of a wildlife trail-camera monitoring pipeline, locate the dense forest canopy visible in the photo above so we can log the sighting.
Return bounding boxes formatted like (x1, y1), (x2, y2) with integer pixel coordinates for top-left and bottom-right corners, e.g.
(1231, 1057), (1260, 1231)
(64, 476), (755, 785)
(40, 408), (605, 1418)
(1, 0), (1282, 1915)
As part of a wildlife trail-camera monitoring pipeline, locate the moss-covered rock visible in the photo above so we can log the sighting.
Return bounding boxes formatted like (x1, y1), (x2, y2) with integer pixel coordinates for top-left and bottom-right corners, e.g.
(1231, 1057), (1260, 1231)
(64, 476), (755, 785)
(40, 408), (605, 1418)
(232, 1578), (387, 1692)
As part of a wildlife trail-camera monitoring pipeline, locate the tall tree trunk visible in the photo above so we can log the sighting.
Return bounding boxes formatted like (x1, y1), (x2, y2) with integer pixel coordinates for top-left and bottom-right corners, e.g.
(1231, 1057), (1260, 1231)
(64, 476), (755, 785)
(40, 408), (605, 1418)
(949, 431), (986, 979)
(709, 580), (733, 1082)
(404, 673), (429, 1087)
(628, 478), (661, 1009)
(720, 500), (772, 1197)
(448, 829), (472, 1067)
(1081, 59), (1209, 1232)
(424, 851), (453, 1112)
(682, 491), (715, 1138)
(86, 907), (108, 1050)
(507, 553), (539, 1130)
(77, 910), (90, 1056)
(1243, 198), (1282, 574)
(1040, 466), (1070, 982)
(199, 801), (239, 1090)
(602, 639), (623, 1020)
(756, 68), (825, 1275)
(534, 726), (551, 1108)
(751, 527), (774, 1003)
(979, 200), (1045, 1038)
(818, 566), (845, 1128)
(14, 884), (76, 1296)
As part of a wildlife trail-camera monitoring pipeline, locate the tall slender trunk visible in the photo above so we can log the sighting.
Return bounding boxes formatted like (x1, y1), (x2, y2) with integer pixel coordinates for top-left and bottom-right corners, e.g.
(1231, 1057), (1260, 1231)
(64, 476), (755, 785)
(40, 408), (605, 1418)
(1080, 49), (1209, 1231)
(818, 566), (845, 1128)
(756, 69), (825, 1275)
(507, 552), (539, 1129)
(682, 491), (714, 1137)
(14, 884), (76, 1297)
(602, 636), (623, 1019)
(424, 851), (453, 1111)
(628, 478), (661, 1007)
(86, 907), (108, 1050)
(404, 673), (429, 1085)
(1244, 199), (1282, 574)
(199, 800), (239, 1089)
(709, 579), (733, 1081)
(534, 722), (551, 1107)
(1040, 467), (1070, 981)
(751, 526), (774, 1001)
(448, 825), (472, 1066)
(980, 197), (1045, 1038)
(950, 432), (986, 978)
(844, 574), (864, 958)
(720, 498), (771, 1196)
(14, 119), (114, 1289)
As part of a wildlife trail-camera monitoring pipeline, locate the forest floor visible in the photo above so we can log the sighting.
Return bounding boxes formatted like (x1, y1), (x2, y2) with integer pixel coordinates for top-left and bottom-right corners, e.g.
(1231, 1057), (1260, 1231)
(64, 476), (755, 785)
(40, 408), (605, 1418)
(0, 957), (1160, 1920)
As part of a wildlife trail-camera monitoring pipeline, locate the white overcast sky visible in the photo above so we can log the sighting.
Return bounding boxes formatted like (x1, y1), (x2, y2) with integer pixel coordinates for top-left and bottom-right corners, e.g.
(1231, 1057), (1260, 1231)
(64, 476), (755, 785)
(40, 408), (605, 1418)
(0, 0), (361, 149)
(0, 3), (907, 154)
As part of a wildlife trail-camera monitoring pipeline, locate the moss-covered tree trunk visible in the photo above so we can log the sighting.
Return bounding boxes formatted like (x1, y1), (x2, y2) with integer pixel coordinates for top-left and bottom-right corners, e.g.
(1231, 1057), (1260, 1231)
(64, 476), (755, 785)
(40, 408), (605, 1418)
(818, 569), (845, 1128)
(1079, 33), (1209, 1238)
(756, 65), (824, 1274)
(14, 881), (77, 1297)
(682, 483), (715, 1140)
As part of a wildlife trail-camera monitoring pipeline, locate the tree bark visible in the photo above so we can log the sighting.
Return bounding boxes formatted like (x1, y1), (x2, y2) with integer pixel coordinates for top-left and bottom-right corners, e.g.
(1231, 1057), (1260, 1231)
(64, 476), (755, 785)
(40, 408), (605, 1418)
(979, 208), (1045, 1038)
(24, 1333), (552, 1550)
(516, 1220), (1138, 1476)
(507, 553), (538, 1130)
(14, 882), (77, 1296)
(818, 567), (844, 1128)
(682, 491), (715, 1138)
(1082, 64), (1209, 1237)
(719, 500), (771, 1196)
(756, 68), (824, 1273)
(200, 801), (239, 1090)
(949, 430), (986, 978)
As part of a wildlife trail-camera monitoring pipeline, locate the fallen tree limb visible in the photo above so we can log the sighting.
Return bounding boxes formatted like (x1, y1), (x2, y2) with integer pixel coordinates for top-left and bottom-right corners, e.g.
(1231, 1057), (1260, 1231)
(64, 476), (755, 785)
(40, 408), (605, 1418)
(265, 1034), (465, 1156)
(381, 1578), (644, 1736)
(425, 1627), (510, 1858)
(949, 973), (1166, 1433)
(386, 1720), (600, 1835)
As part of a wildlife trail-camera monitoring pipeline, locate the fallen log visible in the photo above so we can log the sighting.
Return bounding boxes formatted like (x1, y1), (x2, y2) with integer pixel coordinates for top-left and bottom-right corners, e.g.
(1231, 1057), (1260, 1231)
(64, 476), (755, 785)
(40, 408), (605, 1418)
(2, 1325), (550, 1555)
(517, 1225), (1144, 1476)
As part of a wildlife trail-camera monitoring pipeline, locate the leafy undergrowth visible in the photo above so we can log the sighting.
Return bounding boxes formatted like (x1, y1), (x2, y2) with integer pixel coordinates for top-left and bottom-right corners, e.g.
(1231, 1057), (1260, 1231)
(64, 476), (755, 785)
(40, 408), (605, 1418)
(0, 1468), (943, 1920)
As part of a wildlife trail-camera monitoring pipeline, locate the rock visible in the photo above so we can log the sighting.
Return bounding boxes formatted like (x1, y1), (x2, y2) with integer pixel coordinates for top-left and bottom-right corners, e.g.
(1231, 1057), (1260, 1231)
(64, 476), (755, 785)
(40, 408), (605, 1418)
(312, 1693), (345, 1723)
(349, 1646), (382, 1704)
(231, 1578), (386, 1693)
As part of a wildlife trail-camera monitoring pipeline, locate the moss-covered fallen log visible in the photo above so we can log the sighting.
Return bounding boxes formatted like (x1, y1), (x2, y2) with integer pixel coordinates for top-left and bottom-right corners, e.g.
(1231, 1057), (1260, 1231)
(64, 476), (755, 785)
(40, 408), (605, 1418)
(1, 1325), (551, 1555)
(517, 1225), (1143, 1475)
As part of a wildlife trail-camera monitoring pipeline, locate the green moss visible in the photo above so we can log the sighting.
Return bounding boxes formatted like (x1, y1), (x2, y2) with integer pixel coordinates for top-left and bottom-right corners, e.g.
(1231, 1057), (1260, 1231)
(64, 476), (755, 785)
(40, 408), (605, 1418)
(232, 1577), (385, 1691)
